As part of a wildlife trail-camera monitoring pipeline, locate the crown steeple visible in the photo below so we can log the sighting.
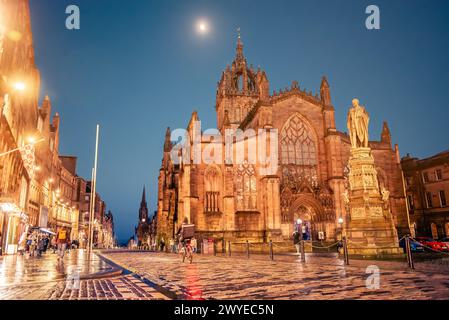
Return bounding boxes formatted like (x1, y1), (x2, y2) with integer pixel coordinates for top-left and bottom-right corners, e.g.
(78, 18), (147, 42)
(236, 27), (244, 62)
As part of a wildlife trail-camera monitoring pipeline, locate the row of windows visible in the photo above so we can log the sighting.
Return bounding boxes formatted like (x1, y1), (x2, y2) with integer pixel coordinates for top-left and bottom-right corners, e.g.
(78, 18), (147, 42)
(409, 190), (447, 210)
(422, 169), (444, 183)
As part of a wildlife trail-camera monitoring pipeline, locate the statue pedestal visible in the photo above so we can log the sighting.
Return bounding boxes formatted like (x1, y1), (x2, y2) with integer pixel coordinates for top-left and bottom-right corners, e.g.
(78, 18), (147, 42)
(345, 148), (403, 257)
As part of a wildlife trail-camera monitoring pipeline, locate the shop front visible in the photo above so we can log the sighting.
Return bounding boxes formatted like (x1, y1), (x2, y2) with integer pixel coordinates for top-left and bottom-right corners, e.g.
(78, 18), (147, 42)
(0, 202), (29, 255)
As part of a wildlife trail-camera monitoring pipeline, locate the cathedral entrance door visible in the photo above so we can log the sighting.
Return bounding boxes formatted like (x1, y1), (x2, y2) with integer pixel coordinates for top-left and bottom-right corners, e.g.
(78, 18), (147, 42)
(293, 206), (312, 241)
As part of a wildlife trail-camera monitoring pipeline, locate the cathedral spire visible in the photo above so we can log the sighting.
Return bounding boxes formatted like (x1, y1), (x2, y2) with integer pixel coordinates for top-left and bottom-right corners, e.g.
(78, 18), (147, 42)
(139, 185), (148, 222)
(141, 185), (146, 205)
(163, 127), (172, 152)
(381, 121), (392, 146)
(235, 27), (244, 61)
(320, 76), (332, 107)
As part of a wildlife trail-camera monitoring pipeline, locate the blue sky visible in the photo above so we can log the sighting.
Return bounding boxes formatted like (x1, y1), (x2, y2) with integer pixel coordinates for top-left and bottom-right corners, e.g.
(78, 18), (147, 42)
(28, 0), (449, 243)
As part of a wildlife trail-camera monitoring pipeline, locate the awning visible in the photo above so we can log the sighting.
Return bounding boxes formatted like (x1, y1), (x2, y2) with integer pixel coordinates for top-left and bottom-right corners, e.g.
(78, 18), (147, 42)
(30, 227), (56, 235)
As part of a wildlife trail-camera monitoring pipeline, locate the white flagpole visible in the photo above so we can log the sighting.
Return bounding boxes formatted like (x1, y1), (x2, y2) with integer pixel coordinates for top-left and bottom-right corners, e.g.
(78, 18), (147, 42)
(88, 125), (100, 259)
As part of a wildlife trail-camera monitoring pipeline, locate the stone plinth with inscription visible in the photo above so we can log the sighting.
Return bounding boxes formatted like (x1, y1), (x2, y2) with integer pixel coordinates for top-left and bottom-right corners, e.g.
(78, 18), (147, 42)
(345, 147), (403, 256)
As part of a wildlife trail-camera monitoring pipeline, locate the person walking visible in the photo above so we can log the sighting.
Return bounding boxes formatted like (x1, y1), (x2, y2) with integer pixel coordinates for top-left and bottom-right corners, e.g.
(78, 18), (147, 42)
(56, 227), (68, 261)
(292, 230), (301, 255)
(191, 237), (197, 253)
(169, 238), (175, 253)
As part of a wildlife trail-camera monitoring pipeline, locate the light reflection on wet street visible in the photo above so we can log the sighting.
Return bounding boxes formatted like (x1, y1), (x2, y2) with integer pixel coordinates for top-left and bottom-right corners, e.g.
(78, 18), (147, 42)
(0, 249), (112, 286)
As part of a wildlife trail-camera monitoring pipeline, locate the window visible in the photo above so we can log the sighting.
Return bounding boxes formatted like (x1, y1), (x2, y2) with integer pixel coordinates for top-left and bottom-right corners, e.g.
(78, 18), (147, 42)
(436, 169), (443, 181)
(405, 177), (412, 187)
(422, 172), (429, 183)
(204, 167), (220, 212)
(281, 114), (317, 166)
(439, 190), (447, 207)
(426, 192), (433, 208)
(407, 194), (414, 211)
(235, 162), (257, 211)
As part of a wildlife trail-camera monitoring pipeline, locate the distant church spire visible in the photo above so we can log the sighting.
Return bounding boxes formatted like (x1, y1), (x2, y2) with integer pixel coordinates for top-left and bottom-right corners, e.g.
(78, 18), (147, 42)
(139, 185), (148, 222)
(141, 185), (146, 205)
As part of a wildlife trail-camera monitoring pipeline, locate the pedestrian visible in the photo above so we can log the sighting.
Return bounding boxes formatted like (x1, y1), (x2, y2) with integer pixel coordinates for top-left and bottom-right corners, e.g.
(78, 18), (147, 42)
(43, 235), (49, 253)
(169, 238), (175, 253)
(292, 230), (301, 255)
(18, 231), (27, 256)
(51, 236), (57, 253)
(160, 238), (165, 252)
(191, 237), (197, 253)
(56, 227), (68, 260)
(28, 231), (38, 257)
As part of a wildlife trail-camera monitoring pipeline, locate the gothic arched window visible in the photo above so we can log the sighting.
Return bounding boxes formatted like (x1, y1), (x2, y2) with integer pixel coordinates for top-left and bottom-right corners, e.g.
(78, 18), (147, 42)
(204, 166), (220, 212)
(281, 114), (317, 166)
(235, 162), (257, 211)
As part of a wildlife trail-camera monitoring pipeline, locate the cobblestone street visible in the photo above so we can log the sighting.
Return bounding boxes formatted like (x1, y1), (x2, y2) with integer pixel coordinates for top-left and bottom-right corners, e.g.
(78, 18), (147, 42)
(101, 251), (449, 300)
(0, 250), (168, 300)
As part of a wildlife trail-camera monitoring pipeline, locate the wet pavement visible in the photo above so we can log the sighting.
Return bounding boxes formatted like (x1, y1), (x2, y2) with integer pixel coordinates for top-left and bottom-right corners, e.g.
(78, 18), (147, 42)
(0, 249), (112, 286)
(101, 251), (449, 300)
(0, 250), (169, 300)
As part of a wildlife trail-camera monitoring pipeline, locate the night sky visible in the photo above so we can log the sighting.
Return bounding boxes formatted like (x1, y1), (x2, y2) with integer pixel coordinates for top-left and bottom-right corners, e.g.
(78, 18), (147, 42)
(28, 0), (449, 244)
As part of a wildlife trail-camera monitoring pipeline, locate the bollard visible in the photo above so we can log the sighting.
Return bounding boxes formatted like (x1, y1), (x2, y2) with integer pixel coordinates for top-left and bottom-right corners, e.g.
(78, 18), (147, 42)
(300, 240), (306, 262)
(246, 240), (250, 259)
(405, 235), (415, 269)
(199, 241), (203, 255)
(269, 240), (274, 261)
(213, 241), (217, 256)
(228, 241), (232, 257)
(343, 237), (350, 265)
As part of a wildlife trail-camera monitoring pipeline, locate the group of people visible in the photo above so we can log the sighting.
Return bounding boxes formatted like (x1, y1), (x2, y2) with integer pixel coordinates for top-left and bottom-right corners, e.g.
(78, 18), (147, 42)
(17, 227), (78, 260)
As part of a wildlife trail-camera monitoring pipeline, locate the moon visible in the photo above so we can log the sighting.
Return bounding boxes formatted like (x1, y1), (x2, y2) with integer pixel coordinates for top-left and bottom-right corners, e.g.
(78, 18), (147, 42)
(197, 20), (208, 34)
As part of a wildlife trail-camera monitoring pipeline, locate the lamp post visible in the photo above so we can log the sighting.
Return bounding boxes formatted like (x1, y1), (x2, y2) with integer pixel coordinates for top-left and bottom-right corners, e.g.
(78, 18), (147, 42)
(0, 137), (44, 158)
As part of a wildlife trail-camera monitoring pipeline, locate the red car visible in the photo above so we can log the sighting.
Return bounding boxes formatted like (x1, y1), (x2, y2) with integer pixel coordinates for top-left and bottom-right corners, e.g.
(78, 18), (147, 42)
(415, 237), (449, 252)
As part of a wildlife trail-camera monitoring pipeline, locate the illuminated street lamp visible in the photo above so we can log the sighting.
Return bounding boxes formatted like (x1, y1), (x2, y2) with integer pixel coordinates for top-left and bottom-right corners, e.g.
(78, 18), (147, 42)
(338, 217), (344, 225)
(0, 137), (44, 158)
(296, 218), (302, 225)
(13, 82), (26, 91)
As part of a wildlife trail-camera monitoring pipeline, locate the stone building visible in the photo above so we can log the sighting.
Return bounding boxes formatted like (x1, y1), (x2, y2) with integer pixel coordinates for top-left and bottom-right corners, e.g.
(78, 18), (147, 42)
(0, 0), (42, 255)
(0, 0), (111, 254)
(156, 36), (409, 247)
(402, 150), (449, 239)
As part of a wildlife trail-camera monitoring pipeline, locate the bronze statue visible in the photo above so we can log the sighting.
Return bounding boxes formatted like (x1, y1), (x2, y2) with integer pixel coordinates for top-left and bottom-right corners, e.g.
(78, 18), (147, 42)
(347, 99), (370, 148)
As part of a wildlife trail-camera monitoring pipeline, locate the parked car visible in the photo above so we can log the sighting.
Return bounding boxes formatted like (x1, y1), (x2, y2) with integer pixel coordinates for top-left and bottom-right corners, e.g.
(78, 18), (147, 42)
(399, 237), (424, 252)
(415, 237), (449, 252)
(439, 237), (449, 247)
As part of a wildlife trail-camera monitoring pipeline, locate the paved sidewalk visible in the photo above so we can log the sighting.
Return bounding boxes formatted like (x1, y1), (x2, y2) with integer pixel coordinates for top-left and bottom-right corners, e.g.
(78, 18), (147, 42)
(101, 251), (449, 300)
(0, 249), (113, 286)
(0, 250), (169, 300)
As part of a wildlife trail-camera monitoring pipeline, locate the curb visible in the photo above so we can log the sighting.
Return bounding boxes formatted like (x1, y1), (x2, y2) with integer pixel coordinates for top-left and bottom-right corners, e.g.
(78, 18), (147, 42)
(97, 251), (179, 300)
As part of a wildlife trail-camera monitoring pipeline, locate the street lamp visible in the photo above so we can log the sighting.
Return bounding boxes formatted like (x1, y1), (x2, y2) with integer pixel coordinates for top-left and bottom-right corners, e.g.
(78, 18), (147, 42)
(338, 217), (344, 225)
(297, 218), (302, 225)
(13, 82), (26, 92)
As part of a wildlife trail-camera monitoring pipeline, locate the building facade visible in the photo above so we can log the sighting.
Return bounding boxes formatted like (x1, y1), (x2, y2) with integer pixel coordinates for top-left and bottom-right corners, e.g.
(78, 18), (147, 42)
(156, 37), (409, 246)
(0, 0), (112, 254)
(402, 151), (449, 239)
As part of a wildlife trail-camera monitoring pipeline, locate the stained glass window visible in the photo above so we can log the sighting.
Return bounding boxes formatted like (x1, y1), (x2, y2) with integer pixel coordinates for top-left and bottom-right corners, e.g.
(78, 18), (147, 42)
(281, 114), (317, 166)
